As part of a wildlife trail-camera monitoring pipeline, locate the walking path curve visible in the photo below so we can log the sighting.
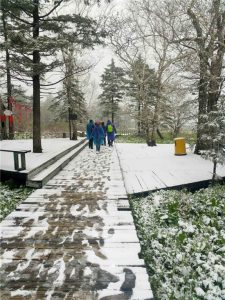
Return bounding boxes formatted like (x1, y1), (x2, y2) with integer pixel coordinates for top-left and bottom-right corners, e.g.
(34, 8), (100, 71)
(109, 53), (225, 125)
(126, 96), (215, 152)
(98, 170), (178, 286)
(0, 146), (153, 300)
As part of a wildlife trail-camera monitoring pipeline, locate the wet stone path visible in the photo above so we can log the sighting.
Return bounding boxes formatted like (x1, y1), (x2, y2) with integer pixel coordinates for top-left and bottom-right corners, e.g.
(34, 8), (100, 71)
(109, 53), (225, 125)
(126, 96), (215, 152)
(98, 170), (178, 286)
(0, 146), (153, 300)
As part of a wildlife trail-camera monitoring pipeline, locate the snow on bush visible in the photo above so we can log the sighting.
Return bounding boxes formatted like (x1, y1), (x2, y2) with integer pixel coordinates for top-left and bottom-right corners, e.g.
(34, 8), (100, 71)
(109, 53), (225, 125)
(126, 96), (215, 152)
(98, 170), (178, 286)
(0, 182), (33, 221)
(131, 185), (225, 299)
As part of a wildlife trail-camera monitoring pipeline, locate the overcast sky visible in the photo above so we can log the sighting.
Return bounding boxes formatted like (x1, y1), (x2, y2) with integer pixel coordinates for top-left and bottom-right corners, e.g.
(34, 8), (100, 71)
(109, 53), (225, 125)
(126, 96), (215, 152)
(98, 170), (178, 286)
(49, 0), (127, 105)
(8, 0), (127, 105)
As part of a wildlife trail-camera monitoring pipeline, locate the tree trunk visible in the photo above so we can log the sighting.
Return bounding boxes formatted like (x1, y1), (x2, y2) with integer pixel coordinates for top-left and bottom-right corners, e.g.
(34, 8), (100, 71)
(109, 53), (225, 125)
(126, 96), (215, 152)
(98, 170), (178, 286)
(2, 9), (13, 139)
(71, 119), (78, 140)
(6, 48), (13, 139)
(68, 107), (72, 140)
(111, 96), (114, 123)
(0, 100), (7, 140)
(212, 159), (217, 185)
(32, 0), (42, 153)
(137, 101), (141, 135)
(208, 0), (225, 112)
(194, 59), (208, 154)
(150, 85), (161, 144)
(208, 55), (224, 112)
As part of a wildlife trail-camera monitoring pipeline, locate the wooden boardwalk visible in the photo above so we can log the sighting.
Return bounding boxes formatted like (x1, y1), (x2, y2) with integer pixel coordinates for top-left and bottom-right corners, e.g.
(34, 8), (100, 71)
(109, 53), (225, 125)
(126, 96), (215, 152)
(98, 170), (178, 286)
(0, 138), (85, 172)
(0, 138), (87, 187)
(116, 143), (225, 195)
(0, 146), (153, 300)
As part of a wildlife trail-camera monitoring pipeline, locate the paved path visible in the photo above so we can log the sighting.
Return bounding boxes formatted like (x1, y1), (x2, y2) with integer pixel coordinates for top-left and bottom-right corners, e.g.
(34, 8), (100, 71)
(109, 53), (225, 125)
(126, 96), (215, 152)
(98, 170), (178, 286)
(0, 146), (153, 300)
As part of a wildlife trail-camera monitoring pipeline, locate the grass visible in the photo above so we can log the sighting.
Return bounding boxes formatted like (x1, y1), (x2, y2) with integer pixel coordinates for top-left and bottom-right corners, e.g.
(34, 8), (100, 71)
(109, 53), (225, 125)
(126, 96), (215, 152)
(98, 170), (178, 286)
(130, 184), (225, 300)
(0, 181), (34, 222)
(116, 131), (196, 145)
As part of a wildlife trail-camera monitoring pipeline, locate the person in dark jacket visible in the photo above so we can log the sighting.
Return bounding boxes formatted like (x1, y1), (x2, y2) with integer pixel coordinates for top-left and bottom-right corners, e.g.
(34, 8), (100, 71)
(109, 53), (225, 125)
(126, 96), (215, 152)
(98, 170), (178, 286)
(92, 120), (105, 152)
(106, 120), (116, 146)
(86, 119), (94, 149)
(101, 121), (106, 146)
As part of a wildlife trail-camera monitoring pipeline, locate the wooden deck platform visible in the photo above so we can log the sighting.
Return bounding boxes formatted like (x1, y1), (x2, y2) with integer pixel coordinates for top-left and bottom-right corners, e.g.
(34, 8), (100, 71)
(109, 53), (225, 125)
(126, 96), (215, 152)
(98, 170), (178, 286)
(116, 143), (225, 195)
(0, 138), (87, 187)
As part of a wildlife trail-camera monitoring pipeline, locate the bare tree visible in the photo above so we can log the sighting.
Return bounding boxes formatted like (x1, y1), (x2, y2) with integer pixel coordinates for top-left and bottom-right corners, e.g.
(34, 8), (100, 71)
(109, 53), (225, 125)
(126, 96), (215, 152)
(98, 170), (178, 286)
(107, 1), (193, 145)
(130, 0), (195, 143)
(146, 0), (225, 152)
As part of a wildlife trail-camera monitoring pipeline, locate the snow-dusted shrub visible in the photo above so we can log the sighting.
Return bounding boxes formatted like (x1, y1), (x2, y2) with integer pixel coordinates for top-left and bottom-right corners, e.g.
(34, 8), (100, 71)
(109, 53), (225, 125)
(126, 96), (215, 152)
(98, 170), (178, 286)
(0, 183), (33, 221)
(200, 105), (225, 182)
(131, 185), (225, 299)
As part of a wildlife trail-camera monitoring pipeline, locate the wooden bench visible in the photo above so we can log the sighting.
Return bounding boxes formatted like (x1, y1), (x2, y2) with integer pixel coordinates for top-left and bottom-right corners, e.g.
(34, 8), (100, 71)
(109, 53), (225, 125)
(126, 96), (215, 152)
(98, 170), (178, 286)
(0, 149), (31, 171)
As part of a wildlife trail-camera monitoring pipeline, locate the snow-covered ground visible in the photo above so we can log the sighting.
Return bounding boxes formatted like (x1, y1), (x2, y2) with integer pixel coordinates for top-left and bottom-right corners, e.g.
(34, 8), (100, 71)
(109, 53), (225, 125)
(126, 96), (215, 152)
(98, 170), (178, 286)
(116, 143), (225, 194)
(0, 145), (153, 299)
(0, 138), (85, 171)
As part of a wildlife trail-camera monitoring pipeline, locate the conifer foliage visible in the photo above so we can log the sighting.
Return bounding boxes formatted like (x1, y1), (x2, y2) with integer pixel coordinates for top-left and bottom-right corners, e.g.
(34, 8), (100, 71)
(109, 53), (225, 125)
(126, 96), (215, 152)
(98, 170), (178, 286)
(127, 55), (157, 143)
(98, 59), (125, 123)
(0, 0), (106, 152)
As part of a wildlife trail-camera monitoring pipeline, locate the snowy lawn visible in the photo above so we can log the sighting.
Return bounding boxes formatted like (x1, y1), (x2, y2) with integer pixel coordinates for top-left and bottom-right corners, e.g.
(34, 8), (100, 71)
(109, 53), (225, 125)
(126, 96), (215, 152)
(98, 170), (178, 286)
(0, 182), (33, 221)
(131, 185), (225, 300)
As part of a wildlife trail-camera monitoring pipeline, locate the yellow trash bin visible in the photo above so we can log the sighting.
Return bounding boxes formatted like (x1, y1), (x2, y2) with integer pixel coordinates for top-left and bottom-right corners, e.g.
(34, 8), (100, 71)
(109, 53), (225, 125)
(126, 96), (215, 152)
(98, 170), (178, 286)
(174, 137), (186, 155)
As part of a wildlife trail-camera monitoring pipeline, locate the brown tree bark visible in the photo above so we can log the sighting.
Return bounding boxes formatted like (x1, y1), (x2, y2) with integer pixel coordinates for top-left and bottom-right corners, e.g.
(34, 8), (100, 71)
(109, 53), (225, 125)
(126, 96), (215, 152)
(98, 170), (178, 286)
(32, 0), (42, 153)
(2, 8), (14, 139)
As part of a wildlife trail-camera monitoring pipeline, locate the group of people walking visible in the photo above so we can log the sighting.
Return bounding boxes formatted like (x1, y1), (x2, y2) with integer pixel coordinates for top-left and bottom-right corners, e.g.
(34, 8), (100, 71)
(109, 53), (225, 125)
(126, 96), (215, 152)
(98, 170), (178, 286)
(86, 119), (116, 152)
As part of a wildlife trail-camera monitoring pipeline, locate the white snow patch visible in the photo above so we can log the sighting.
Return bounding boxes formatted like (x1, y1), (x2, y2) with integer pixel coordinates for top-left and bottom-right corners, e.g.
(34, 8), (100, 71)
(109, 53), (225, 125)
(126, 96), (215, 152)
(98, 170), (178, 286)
(97, 273), (123, 299)
(52, 226), (58, 236)
(195, 287), (205, 296)
(14, 248), (35, 272)
(45, 289), (55, 300)
(48, 257), (66, 287)
(70, 229), (78, 241)
(84, 266), (92, 276)
(0, 249), (17, 267)
(153, 194), (162, 207)
(37, 263), (44, 278)
(56, 203), (62, 210)
(0, 226), (24, 238)
(54, 258), (66, 287)
(11, 288), (34, 297)
(82, 239), (89, 245)
(70, 268), (76, 278)
(70, 204), (91, 217)
(24, 219), (49, 239)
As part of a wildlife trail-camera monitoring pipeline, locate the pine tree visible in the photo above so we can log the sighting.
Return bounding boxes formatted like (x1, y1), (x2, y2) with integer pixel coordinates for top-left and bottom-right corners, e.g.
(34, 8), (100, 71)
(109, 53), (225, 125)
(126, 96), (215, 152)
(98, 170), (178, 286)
(127, 56), (157, 144)
(51, 77), (87, 140)
(0, 0), (106, 152)
(98, 59), (125, 123)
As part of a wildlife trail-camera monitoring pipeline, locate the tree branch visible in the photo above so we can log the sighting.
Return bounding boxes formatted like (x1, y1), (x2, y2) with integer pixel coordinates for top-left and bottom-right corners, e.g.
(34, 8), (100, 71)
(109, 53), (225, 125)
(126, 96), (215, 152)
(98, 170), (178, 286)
(40, 66), (93, 87)
(3, 9), (32, 26)
(39, 0), (65, 19)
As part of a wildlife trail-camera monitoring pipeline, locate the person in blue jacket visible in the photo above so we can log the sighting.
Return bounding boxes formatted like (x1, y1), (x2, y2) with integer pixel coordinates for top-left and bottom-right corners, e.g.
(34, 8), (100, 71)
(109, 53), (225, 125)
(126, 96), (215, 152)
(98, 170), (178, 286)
(86, 119), (94, 149)
(92, 120), (105, 152)
(106, 120), (116, 146)
(101, 121), (106, 146)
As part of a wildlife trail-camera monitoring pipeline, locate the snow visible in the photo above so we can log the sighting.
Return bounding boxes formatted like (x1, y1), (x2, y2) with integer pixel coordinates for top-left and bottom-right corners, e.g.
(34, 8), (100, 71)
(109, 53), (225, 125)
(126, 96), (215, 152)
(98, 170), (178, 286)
(48, 257), (66, 287)
(0, 249), (17, 267)
(70, 268), (76, 278)
(116, 143), (225, 194)
(0, 137), (85, 171)
(11, 289), (34, 297)
(0, 226), (24, 238)
(83, 266), (92, 276)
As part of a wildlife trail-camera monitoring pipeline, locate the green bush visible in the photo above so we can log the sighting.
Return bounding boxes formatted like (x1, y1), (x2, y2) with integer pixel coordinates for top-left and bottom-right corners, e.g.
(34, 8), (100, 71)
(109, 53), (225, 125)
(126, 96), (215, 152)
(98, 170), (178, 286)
(131, 185), (225, 299)
(0, 182), (34, 221)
